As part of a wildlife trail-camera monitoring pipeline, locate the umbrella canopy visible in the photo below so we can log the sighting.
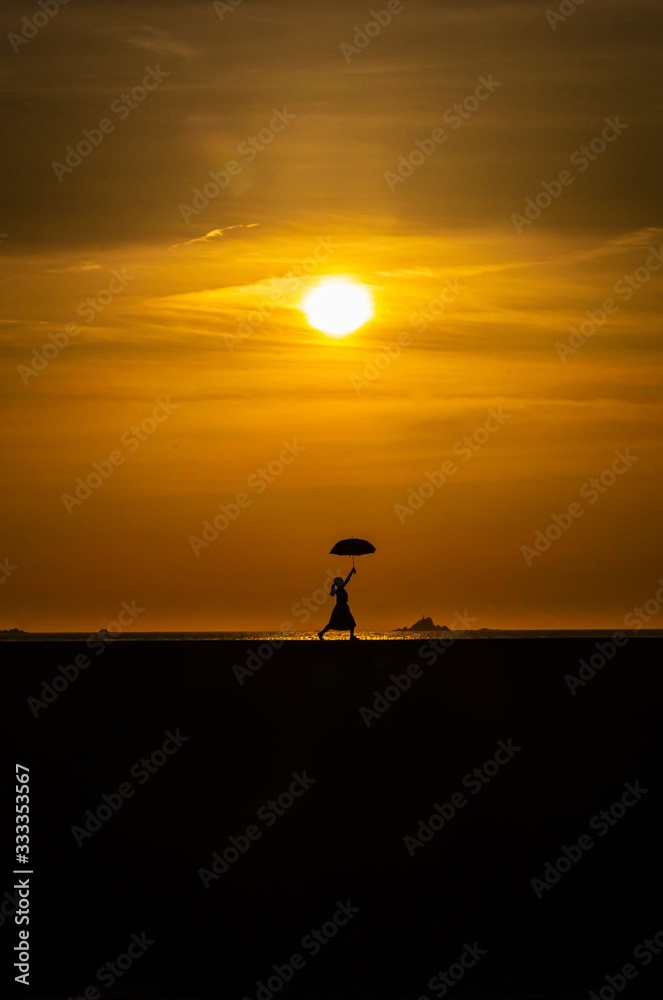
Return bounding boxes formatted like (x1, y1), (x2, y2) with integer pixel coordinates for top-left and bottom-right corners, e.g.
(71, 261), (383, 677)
(329, 537), (376, 567)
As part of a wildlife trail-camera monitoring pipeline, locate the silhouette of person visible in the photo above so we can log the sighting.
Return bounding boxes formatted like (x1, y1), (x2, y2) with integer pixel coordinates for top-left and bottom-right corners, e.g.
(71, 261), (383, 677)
(318, 568), (358, 640)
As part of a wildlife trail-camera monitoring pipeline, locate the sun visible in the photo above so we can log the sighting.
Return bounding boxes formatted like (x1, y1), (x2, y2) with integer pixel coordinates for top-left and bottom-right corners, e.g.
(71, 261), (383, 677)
(302, 278), (375, 337)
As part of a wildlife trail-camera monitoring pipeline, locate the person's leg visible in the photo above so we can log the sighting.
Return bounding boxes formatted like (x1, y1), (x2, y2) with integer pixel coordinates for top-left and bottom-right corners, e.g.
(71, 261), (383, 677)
(318, 622), (331, 640)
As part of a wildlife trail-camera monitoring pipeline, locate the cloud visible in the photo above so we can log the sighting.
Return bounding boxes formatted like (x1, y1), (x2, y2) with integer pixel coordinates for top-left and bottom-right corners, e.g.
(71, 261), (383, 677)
(169, 225), (260, 251)
(556, 228), (663, 266)
(103, 24), (199, 59)
(46, 261), (102, 274)
(375, 268), (435, 277)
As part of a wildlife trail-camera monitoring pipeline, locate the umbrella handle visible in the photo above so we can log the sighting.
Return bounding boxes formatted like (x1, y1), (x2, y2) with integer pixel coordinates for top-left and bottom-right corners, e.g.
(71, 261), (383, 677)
(352, 554), (355, 570)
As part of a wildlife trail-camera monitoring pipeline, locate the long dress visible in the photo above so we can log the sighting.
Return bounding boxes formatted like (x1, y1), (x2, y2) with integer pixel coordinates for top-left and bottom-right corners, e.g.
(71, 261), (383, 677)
(328, 585), (356, 630)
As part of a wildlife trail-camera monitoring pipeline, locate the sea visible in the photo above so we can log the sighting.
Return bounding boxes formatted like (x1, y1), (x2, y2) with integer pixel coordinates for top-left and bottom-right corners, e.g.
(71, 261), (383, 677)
(3, 629), (663, 641)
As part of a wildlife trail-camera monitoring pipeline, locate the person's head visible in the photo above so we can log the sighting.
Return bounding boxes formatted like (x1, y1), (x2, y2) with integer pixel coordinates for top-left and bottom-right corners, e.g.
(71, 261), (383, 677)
(333, 577), (344, 588)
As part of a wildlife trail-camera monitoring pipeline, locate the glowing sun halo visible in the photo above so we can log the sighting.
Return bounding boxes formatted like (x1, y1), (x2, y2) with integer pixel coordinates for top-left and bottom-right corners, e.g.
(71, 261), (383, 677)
(302, 279), (375, 337)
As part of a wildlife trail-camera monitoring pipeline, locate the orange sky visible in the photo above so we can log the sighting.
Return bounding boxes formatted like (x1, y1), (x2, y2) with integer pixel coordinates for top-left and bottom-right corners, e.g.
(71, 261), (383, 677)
(1, 0), (662, 631)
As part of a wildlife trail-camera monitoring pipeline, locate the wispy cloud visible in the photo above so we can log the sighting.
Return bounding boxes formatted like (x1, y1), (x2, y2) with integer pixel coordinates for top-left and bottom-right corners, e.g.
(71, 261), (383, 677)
(46, 261), (102, 274)
(104, 25), (199, 59)
(375, 268), (435, 277)
(557, 228), (663, 266)
(169, 224), (260, 251)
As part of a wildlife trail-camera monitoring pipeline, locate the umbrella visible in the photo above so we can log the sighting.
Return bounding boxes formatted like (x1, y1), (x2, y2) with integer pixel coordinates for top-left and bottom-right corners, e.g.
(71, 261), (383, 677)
(329, 537), (376, 569)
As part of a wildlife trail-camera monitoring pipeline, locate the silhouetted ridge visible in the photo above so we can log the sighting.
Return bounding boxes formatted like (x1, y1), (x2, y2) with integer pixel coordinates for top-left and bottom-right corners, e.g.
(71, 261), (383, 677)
(393, 615), (451, 632)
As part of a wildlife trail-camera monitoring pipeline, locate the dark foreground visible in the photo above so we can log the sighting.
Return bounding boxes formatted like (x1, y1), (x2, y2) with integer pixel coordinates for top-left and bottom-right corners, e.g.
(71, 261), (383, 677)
(7, 639), (663, 998)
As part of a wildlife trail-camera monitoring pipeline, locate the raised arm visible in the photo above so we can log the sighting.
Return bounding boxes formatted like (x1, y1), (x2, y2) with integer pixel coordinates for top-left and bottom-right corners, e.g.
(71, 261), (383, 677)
(343, 568), (356, 587)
